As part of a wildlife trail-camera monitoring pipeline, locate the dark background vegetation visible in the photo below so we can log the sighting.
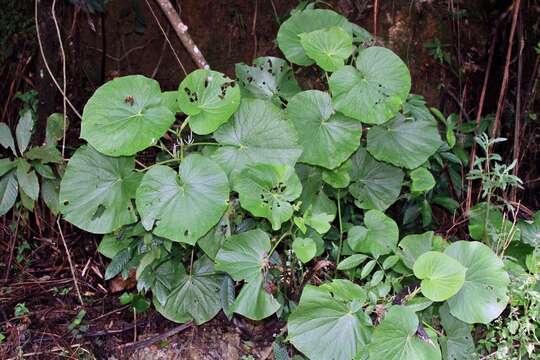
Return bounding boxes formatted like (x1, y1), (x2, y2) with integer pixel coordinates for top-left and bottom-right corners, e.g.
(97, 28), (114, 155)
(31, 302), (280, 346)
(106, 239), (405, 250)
(0, 0), (539, 358)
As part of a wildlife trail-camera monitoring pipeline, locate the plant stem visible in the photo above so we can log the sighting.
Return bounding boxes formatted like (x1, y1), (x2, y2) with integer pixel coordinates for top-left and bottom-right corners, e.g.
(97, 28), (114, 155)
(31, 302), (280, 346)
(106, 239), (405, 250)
(269, 223), (294, 256)
(335, 190), (343, 276)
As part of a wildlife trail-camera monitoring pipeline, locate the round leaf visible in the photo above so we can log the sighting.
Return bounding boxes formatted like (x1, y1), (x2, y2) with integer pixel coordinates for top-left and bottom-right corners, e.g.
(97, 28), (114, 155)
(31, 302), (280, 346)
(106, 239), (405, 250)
(235, 57), (300, 101)
(59, 145), (139, 234)
(369, 306), (441, 360)
(277, 9), (352, 66)
(288, 284), (371, 360)
(352, 210), (399, 257)
(233, 164), (301, 230)
(287, 90), (361, 169)
(81, 75), (175, 156)
(445, 241), (509, 324)
(136, 154), (229, 244)
(349, 147), (404, 211)
(410, 167), (436, 192)
(293, 237), (317, 263)
(177, 69), (241, 135)
(413, 251), (466, 302)
(329, 47), (411, 124)
(299, 26), (353, 72)
(367, 114), (443, 169)
(212, 98), (302, 176)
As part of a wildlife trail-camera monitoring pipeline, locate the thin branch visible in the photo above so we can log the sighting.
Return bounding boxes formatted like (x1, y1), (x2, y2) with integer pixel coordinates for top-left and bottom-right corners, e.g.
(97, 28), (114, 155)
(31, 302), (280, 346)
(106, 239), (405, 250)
(51, 0), (67, 156)
(153, 0), (209, 69)
(56, 219), (84, 306)
(35, 0), (82, 120)
(511, 14), (524, 202)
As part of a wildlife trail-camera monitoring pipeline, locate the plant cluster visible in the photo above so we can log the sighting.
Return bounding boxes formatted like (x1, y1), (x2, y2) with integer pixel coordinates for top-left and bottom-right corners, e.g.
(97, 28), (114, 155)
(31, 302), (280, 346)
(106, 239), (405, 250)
(1, 6), (538, 360)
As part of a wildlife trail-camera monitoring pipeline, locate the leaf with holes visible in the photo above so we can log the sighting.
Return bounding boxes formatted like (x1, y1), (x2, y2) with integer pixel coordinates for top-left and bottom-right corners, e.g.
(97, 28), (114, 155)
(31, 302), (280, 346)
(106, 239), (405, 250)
(235, 57), (300, 102)
(233, 164), (301, 230)
(136, 154), (229, 244)
(369, 306), (441, 360)
(215, 229), (280, 320)
(154, 256), (223, 325)
(299, 26), (353, 72)
(59, 145), (140, 234)
(349, 147), (404, 211)
(287, 282), (371, 360)
(444, 241), (509, 324)
(367, 114), (443, 169)
(287, 90), (361, 169)
(413, 251), (466, 302)
(177, 69), (240, 135)
(277, 9), (352, 66)
(212, 98), (302, 176)
(329, 47), (411, 124)
(81, 75), (175, 156)
(351, 210), (399, 257)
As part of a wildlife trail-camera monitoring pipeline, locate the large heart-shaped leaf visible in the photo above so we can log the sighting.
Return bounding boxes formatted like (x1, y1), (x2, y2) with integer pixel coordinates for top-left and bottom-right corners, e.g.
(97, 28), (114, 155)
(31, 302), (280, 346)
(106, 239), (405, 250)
(277, 9), (352, 66)
(59, 145), (139, 234)
(136, 154), (229, 244)
(349, 147), (404, 211)
(287, 90), (361, 169)
(81, 75), (175, 156)
(233, 164), (301, 230)
(0, 170), (18, 216)
(366, 114), (443, 169)
(329, 47), (411, 124)
(215, 229), (280, 320)
(235, 57), (300, 101)
(445, 241), (509, 324)
(398, 231), (443, 269)
(299, 26), (353, 72)
(438, 304), (476, 360)
(177, 69), (241, 135)
(369, 306), (441, 360)
(154, 257), (223, 325)
(350, 210), (399, 257)
(212, 98), (302, 176)
(413, 251), (466, 302)
(288, 282), (371, 360)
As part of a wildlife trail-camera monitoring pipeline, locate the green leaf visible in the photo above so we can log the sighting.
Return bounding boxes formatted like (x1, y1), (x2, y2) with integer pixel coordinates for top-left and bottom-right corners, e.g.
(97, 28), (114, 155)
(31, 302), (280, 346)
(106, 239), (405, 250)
(154, 257), (223, 325)
(468, 202), (520, 243)
(0, 159), (15, 177)
(177, 69), (240, 135)
(97, 234), (132, 259)
(59, 145), (139, 234)
(233, 164), (301, 230)
(33, 163), (56, 179)
(322, 159), (351, 188)
(0, 123), (16, 155)
(302, 190), (336, 234)
(352, 210), (399, 257)
(212, 98), (302, 176)
(293, 237), (317, 263)
(105, 248), (132, 280)
(367, 114), (443, 169)
(220, 275), (235, 319)
(299, 26), (353, 72)
(277, 9), (352, 66)
(413, 251), (466, 302)
(329, 47), (411, 124)
(438, 304), (476, 360)
(161, 91), (181, 113)
(16, 110), (34, 154)
(369, 306), (441, 360)
(136, 154), (229, 244)
(19, 188), (34, 210)
(197, 212), (231, 260)
(337, 254), (368, 270)
(360, 259), (377, 278)
(81, 75), (175, 156)
(445, 241), (509, 324)
(24, 145), (63, 164)
(215, 229), (280, 320)
(398, 231), (439, 269)
(287, 90), (361, 169)
(288, 284), (371, 360)
(0, 170), (18, 216)
(45, 112), (68, 145)
(410, 167), (435, 193)
(349, 147), (404, 211)
(519, 211), (540, 247)
(139, 258), (186, 306)
(235, 57), (300, 101)
(16, 159), (39, 201)
(347, 225), (368, 252)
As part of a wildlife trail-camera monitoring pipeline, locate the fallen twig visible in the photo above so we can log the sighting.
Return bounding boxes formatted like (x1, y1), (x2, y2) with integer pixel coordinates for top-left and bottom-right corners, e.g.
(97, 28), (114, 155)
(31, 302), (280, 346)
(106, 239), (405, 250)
(117, 321), (193, 351)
